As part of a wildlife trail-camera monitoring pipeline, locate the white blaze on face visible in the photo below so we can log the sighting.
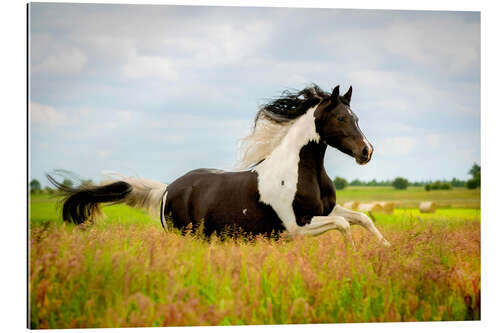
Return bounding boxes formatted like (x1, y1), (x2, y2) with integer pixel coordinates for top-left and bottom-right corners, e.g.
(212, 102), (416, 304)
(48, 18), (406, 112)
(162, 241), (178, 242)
(254, 106), (320, 233)
(348, 106), (372, 160)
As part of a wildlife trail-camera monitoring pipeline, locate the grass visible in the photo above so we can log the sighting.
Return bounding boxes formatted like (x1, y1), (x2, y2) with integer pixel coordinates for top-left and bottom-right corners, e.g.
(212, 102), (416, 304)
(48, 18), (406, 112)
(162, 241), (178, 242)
(29, 186), (481, 328)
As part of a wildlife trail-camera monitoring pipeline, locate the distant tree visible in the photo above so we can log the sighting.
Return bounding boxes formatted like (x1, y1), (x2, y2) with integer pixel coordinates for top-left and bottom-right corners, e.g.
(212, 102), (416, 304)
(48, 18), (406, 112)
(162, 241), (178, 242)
(333, 177), (348, 190)
(474, 170), (481, 187)
(425, 180), (452, 191)
(44, 186), (55, 194)
(440, 182), (452, 190)
(466, 178), (480, 189)
(30, 179), (41, 194)
(367, 179), (378, 186)
(350, 179), (362, 186)
(62, 179), (74, 189)
(431, 181), (442, 190)
(393, 177), (409, 190)
(451, 177), (465, 187)
(468, 163), (481, 178)
(466, 163), (481, 189)
(384, 180), (393, 186)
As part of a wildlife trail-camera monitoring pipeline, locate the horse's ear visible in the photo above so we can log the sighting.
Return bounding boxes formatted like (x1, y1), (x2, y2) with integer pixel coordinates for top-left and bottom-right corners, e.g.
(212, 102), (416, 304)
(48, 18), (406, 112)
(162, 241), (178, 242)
(331, 85), (340, 100)
(343, 86), (352, 104)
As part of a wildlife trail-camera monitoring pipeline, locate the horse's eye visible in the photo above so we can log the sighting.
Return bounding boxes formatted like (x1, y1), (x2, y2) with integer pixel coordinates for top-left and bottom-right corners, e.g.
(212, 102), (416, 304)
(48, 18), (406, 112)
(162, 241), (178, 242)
(337, 116), (344, 122)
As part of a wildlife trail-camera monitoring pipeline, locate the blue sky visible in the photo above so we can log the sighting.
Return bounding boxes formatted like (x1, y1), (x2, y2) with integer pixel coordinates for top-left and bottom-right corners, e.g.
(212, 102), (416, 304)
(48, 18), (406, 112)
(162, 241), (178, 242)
(29, 3), (480, 186)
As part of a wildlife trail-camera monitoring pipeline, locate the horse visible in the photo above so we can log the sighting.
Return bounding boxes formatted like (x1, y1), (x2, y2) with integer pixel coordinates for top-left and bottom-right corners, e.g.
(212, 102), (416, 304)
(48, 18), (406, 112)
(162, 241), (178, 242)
(48, 84), (390, 247)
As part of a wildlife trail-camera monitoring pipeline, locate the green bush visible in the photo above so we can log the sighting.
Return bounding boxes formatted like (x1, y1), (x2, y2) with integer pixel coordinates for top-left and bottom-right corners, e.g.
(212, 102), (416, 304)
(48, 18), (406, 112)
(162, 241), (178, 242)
(30, 179), (41, 194)
(425, 181), (453, 191)
(466, 178), (480, 189)
(62, 179), (74, 189)
(431, 181), (442, 190)
(440, 183), (452, 190)
(466, 163), (481, 190)
(333, 177), (348, 190)
(451, 178), (465, 187)
(350, 179), (362, 186)
(392, 177), (409, 190)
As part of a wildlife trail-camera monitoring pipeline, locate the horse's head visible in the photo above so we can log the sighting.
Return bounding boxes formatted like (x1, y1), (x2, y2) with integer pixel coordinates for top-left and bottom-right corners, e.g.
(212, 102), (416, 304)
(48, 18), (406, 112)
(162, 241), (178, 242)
(314, 85), (373, 165)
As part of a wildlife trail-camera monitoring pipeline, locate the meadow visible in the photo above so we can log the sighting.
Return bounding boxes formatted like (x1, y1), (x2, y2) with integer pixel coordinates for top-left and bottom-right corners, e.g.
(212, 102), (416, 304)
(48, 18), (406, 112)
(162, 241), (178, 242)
(29, 187), (480, 328)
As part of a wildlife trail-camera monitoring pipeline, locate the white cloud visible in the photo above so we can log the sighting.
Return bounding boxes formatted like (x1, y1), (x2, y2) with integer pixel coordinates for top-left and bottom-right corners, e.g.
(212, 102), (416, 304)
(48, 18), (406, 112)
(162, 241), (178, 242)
(30, 102), (68, 127)
(97, 150), (111, 159)
(425, 134), (443, 149)
(123, 54), (178, 80)
(349, 69), (480, 117)
(32, 48), (87, 74)
(350, 69), (437, 98)
(381, 17), (479, 74)
(28, 5), (480, 184)
(30, 102), (138, 135)
(318, 15), (479, 75)
(376, 136), (417, 155)
(117, 110), (133, 122)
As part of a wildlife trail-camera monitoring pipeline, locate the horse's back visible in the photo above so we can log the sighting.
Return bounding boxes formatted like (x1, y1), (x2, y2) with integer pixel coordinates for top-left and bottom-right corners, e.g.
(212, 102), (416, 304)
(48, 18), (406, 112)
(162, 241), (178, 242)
(163, 168), (285, 236)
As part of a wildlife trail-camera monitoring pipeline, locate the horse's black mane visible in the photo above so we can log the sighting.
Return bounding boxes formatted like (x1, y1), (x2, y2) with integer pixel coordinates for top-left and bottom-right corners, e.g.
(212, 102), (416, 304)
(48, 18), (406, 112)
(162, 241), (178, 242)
(255, 84), (330, 126)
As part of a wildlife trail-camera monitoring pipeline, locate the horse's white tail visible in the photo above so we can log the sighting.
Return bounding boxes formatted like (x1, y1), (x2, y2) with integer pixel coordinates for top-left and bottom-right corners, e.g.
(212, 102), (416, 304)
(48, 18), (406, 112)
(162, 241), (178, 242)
(104, 177), (168, 216)
(47, 175), (168, 224)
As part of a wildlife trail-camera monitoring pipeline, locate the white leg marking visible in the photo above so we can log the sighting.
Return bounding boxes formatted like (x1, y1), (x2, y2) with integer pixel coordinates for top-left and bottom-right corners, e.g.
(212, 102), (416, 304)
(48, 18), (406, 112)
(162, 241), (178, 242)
(331, 205), (390, 246)
(288, 215), (355, 249)
(160, 189), (169, 231)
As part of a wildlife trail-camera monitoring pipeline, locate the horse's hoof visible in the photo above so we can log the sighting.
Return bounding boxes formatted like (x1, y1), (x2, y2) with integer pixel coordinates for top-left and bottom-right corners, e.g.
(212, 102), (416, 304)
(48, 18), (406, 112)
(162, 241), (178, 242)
(382, 239), (391, 247)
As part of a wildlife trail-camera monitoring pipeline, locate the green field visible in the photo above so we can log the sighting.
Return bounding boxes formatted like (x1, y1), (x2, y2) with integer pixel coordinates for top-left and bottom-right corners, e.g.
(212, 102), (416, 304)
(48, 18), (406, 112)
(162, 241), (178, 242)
(337, 186), (480, 208)
(29, 187), (481, 328)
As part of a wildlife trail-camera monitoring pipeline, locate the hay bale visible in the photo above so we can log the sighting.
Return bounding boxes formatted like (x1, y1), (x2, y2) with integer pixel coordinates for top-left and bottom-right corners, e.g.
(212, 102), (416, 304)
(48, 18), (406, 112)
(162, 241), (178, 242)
(344, 201), (359, 210)
(357, 202), (384, 213)
(376, 201), (395, 214)
(419, 201), (436, 213)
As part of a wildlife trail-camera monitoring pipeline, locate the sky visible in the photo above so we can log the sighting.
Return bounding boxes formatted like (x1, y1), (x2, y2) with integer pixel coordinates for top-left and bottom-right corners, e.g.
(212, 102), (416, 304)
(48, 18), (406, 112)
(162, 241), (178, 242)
(29, 3), (480, 186)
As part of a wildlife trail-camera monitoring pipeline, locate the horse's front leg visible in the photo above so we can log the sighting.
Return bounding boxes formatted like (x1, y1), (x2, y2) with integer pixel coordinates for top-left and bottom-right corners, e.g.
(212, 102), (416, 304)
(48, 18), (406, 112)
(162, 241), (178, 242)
(331, 205), (391, 247)
(286, 215), (356, 249)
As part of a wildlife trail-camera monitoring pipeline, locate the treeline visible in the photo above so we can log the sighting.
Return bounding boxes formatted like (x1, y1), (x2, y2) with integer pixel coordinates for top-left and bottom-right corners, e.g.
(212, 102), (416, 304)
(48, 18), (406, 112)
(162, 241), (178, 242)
(333, 163), (481, 191)
(343, 177), (466, 187)
(30, 163), (481, 194)
(29, 178), (93, 195)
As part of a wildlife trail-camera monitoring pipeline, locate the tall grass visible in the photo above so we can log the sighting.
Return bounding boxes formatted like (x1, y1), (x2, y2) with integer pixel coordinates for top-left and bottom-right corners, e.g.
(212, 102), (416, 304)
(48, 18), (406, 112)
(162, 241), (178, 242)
(29, 192), (480, 327)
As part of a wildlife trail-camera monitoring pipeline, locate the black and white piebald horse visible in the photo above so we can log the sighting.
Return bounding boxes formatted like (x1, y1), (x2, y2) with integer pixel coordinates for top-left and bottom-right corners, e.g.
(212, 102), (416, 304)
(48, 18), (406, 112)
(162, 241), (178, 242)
(50, 85), (390, 247)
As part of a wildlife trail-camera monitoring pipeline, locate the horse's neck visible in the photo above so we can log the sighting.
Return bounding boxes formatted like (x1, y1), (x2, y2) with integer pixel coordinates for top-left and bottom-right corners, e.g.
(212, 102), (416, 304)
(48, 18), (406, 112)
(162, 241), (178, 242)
(297, 141), (328, 177)
(254, 107), (321, 178)
(253, 108), (325, 227)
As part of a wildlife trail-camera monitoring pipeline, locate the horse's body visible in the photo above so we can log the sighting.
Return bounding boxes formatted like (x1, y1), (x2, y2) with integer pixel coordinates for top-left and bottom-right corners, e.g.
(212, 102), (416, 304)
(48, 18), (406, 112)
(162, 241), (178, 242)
(163, 168), (284, 236)
(50, 84), (390, 246)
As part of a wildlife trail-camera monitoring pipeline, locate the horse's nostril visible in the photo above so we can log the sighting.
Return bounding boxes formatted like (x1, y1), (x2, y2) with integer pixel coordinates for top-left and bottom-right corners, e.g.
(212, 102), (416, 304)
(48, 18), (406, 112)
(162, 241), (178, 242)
(362, 146), (368, 157)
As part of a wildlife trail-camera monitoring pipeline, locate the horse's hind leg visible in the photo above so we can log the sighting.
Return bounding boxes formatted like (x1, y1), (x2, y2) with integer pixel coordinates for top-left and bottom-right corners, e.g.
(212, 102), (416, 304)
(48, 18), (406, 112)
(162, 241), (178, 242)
(160, 189), (169, 231)
(289, 216), (355, 249)
(331, 205), (390, 246)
